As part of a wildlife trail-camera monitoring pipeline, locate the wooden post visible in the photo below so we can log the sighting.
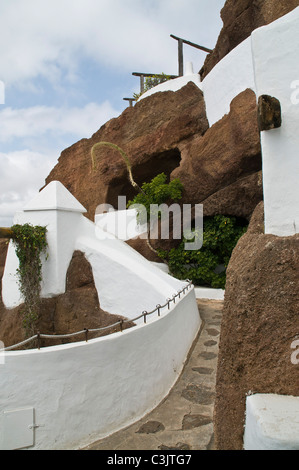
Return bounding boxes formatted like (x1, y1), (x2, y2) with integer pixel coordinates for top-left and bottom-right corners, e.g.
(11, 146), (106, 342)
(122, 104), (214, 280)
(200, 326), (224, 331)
(170, 34), (213, 77)
(0, 227), (13, 239)
(178, 39), (184, 77)
(140, 74), (145, 94)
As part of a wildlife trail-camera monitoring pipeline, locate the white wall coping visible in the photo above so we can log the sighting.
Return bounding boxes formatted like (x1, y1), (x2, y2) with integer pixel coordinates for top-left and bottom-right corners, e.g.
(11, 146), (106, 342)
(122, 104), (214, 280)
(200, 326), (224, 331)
(194, 286), (225, 301)
(23, 180), (87, 213)
(244, 394), (299, 450)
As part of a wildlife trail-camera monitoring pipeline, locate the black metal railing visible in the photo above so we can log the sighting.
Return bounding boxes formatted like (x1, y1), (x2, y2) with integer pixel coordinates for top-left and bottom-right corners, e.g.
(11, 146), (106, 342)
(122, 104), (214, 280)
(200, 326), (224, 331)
(0, 280), (193, 352)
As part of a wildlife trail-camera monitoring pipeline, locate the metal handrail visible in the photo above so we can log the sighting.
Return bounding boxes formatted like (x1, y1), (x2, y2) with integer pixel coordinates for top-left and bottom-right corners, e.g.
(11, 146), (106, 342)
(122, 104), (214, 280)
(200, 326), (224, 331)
(0, 281), (193, 352)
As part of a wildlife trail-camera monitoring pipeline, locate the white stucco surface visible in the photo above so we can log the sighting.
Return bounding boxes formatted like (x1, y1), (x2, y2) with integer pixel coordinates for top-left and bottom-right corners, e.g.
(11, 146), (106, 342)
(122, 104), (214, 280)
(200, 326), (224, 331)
(0, 286), (200, 450)
(244, 394), (299, 450)
(201, 37), (256, 126)
(194, 287), (224, 301)
(2, 182), (87, 307)
(95, 208), (147, 241)
(251, 7), (299, 236)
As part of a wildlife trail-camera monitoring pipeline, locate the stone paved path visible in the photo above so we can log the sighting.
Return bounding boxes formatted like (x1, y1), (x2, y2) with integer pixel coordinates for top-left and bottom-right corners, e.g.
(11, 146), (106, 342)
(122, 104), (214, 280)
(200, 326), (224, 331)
(83, 299), (223, 451)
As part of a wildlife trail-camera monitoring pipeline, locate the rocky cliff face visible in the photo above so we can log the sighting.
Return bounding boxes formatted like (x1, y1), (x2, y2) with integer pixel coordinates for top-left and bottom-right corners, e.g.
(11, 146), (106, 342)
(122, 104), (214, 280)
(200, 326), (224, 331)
(45, 83), (263, 228)
(200, 0), (299, 79)
(214, 203), (299, 450)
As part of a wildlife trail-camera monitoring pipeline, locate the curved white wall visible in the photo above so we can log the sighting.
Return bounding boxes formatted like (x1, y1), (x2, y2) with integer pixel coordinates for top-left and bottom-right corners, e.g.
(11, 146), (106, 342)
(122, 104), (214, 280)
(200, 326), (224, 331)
(201, 36), (256, 126)
(0, 287), (200, 450)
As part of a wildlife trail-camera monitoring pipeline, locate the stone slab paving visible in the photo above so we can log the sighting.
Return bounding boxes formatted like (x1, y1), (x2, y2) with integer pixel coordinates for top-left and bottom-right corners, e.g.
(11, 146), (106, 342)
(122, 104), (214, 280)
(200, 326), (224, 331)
(82, 299), (223, 451)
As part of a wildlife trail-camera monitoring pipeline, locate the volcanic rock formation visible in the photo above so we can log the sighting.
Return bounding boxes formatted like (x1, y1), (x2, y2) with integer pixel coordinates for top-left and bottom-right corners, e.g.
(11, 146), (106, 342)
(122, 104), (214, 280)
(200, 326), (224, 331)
(200, 0), (299, 79)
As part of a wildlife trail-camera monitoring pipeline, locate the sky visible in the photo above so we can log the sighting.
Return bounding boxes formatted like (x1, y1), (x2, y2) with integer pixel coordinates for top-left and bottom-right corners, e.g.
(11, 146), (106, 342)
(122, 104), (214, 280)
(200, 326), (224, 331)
(0, 0), (225, 227)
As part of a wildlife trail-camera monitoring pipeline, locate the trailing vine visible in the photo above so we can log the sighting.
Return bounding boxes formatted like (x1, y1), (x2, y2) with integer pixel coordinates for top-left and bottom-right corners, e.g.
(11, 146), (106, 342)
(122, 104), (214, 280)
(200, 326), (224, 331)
(91, 142), (182, 256)
(11, 223), (48, 337)
(91, 141), (145, 194)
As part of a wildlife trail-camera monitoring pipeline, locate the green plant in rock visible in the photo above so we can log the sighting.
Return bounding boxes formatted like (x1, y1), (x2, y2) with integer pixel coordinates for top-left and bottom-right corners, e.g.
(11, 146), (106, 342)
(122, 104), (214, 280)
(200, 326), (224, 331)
(11, 223), (48, 337)
(133, 73), (172, 100)
(127, 172), (184, 225)
(158, 215), (247, 289)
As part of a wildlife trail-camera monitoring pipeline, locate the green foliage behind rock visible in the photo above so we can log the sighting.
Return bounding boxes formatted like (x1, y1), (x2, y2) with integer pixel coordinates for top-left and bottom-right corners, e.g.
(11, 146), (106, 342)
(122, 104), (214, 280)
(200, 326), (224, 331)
(158, 215), (248, 289)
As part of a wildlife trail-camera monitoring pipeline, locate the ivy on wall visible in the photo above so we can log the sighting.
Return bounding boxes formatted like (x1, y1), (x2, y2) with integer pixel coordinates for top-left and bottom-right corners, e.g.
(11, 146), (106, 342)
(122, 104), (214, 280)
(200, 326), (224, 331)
(11, 223), (48, 337)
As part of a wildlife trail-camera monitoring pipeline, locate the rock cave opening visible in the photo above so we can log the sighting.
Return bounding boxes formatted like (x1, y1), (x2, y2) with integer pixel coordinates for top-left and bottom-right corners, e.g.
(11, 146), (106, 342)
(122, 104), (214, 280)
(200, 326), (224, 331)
(107, 148), (181, 209)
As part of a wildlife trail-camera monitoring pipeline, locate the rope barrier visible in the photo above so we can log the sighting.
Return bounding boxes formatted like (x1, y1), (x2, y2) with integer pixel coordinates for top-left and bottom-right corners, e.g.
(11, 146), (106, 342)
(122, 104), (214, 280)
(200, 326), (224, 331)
(0, 280), (193, 352)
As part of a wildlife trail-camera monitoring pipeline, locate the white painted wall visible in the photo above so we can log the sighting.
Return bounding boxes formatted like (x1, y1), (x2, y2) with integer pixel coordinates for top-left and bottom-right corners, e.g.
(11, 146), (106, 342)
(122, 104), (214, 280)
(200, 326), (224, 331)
(0, 287), (200, 450)
(76, 216), (184, 323)
(95, 208), (147, 241)
(244, 394), (299, 450)
(201, 37), (256, 126)
(252, 7), (299, 236)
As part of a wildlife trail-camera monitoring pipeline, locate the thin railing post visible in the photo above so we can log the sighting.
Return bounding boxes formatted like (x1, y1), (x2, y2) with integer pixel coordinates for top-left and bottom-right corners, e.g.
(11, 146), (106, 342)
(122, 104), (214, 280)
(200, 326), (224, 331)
(84, 328), (89, 342)
(37, 331), (41, 350)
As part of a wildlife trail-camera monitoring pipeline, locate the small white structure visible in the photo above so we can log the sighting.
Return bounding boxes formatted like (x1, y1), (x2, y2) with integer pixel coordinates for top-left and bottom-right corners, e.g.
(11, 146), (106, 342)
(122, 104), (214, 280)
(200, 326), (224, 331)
(0, 181), (201, 450)
(244, 394), (299, 450)
(95, 207), (147, 241)
(2, 180), (88, 306)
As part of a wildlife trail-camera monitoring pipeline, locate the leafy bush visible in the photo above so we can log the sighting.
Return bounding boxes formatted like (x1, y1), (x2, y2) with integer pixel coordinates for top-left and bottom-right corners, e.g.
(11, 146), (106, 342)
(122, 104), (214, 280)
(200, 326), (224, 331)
(158, 215), (247, 289)
(127, 172), (183, 225)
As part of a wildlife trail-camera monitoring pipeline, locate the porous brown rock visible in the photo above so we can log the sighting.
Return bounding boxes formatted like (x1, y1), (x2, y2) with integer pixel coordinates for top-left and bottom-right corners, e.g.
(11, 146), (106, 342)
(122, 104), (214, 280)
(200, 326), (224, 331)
(200, 0), (299, 79)
(214, 202), (299, 450)
(45, 84), (263, 231)
(45, 82), (209, 221)
(172, 88), (262, 210)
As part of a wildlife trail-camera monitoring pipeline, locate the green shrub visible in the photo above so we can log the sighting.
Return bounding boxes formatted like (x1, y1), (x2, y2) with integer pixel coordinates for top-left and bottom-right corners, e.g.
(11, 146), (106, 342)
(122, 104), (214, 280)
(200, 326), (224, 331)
(127, 172), (183, 225)
(158, 215), (247, 289)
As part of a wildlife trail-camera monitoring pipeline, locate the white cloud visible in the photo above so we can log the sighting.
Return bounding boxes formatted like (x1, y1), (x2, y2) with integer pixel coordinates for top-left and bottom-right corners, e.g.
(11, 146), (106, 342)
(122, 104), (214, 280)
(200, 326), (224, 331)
(0, 0), (225, 226)
(0, 101), (120, 143)
(0, 100), (120, 226)
(0, 149), (57, 227)
(0, 0), (225, 86)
